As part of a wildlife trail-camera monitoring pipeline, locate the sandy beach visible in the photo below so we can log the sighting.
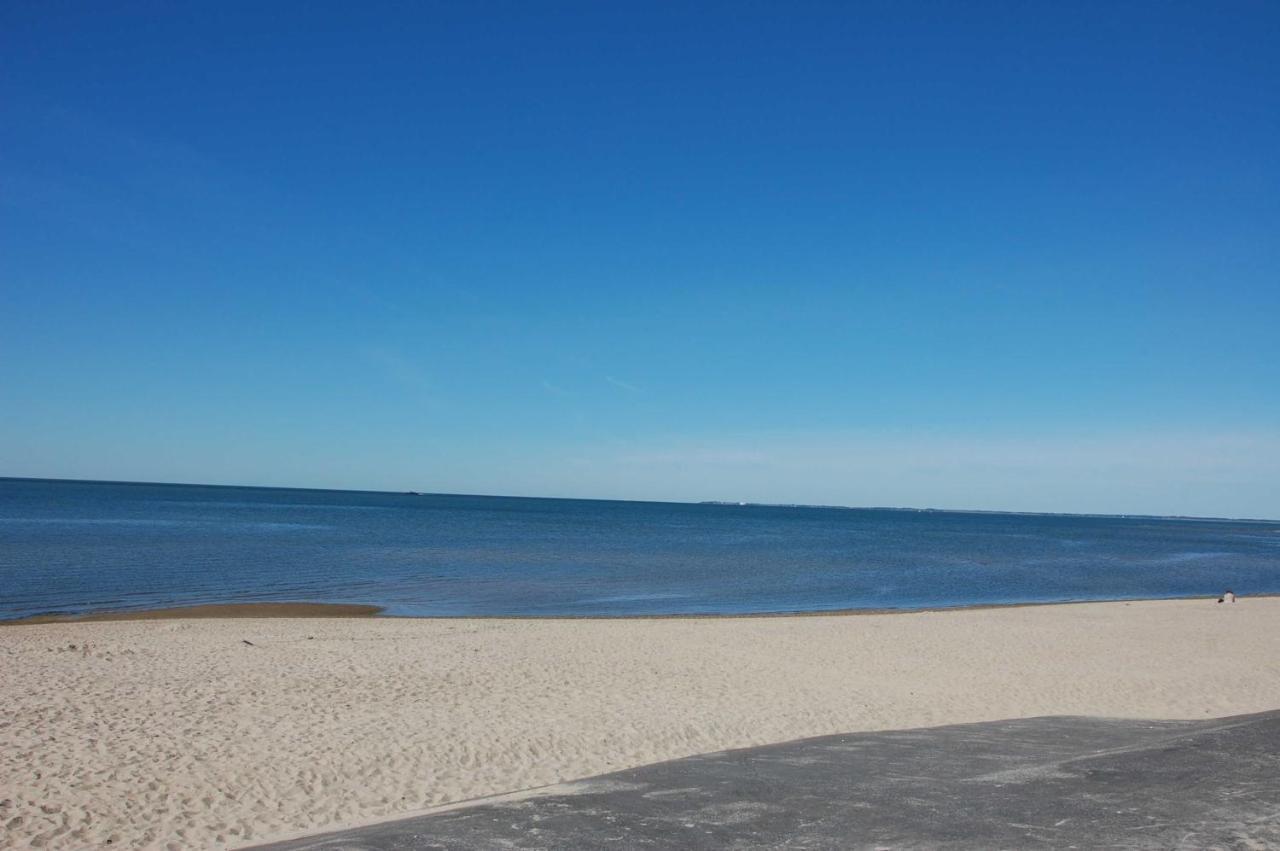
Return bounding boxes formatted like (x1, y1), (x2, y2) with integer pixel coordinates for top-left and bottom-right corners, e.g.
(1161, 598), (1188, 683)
(2, 598), (1278, 850)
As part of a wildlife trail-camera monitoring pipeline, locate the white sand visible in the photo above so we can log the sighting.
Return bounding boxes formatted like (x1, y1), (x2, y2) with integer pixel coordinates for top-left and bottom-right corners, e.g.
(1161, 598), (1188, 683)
(2, 598), (1278, 849)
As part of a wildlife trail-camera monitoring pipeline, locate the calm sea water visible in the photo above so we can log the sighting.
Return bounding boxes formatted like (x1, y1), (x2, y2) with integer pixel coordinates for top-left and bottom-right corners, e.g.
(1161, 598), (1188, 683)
(1, 478), (1278, 620)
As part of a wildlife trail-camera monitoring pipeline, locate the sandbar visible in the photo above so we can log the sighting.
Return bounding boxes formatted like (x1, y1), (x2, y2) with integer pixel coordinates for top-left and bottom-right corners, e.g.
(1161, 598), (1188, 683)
(3, 602), (383, 625)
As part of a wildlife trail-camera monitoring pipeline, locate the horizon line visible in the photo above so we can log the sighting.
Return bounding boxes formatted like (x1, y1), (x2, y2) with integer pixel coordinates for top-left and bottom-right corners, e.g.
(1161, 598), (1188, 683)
(2, 475), (1276, 525)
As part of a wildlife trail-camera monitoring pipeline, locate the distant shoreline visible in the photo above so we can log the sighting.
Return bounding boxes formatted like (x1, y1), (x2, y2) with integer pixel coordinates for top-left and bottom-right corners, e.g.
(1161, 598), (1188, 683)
(5, 593), (1273, 626)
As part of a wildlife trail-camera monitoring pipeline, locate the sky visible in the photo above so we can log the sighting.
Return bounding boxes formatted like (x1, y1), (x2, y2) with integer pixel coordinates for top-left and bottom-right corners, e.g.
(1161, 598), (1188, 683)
(2, 2), (1278, 518)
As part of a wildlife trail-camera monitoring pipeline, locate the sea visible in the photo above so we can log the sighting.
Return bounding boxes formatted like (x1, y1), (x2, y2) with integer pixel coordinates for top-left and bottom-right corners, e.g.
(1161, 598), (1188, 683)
(1, 477), (1278, 621)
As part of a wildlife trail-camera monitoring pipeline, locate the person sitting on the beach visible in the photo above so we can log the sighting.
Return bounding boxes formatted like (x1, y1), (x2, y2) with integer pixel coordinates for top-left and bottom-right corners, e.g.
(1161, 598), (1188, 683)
(1224, 589), (1237, 603)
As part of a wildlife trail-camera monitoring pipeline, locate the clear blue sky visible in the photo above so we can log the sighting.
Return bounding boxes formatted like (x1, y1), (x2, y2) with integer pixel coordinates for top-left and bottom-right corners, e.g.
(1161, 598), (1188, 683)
(2, 2), (1277, 517)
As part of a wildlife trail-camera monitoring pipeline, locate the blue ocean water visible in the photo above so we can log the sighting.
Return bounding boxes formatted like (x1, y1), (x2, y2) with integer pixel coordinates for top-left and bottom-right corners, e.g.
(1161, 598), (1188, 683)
(1, 478), (1278, 621)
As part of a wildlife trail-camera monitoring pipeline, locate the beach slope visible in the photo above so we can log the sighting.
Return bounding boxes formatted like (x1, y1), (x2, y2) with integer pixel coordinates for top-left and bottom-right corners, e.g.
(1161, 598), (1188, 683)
(2, 598), (1278, 849)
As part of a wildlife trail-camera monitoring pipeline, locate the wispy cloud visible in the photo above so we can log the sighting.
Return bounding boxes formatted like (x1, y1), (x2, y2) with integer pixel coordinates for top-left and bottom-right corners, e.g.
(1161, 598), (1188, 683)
(360, 346), (439, 402)
(2, 105), (272, 252)
(618, 447), (771, 466)
(559, 428), (1280, 519)
(606, 376), (643, 393)
(541, 379), (571, 396)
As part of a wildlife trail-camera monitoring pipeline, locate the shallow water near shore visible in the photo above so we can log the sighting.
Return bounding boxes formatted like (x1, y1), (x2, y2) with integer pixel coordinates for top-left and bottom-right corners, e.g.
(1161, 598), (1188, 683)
(2, 477), (1278, 620)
